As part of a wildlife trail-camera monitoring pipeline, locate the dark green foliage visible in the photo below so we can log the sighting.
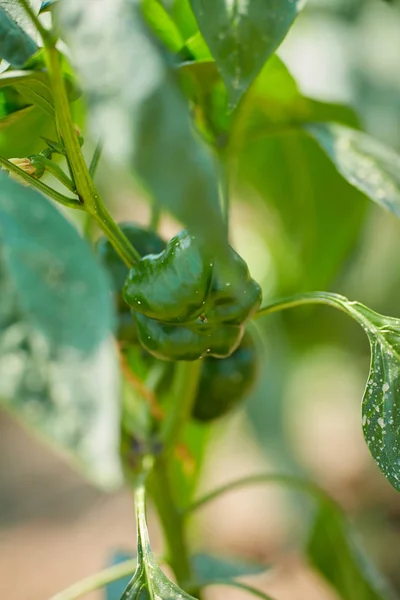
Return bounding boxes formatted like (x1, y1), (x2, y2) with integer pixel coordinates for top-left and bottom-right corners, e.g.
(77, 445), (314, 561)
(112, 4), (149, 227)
(0, 6), (38, 67)
(192, 331), (258, 421)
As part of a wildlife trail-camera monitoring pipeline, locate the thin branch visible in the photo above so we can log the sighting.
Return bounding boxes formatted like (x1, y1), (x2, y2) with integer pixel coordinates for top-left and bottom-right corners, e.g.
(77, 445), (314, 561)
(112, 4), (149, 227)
(0, 155), (83, 209)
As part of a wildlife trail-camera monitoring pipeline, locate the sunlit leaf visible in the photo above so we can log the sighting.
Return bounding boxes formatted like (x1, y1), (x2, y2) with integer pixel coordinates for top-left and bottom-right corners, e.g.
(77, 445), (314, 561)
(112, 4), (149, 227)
(189, 0), (304, 106)
(59, 0), (227, 259)
(307, 123), (400, 220)
(308, 499), (397, 600)
(142, 0), (184, 53)
(0, 172), (121, 488)
(0, 4), (38, 67)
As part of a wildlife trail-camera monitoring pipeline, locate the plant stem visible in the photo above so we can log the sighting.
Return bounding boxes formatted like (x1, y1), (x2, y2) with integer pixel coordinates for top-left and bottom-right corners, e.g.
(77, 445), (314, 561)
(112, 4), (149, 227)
(0, 155), (82, 209)
(255, 291), (351, 320)
(89, 141), (102, 178)
(150, 199), (161, 231)
(184, 473), (333, 517)
(150, 361), (202, 591)
(40, 156), (76, 192)
(18, 0), (55, 45)
(49, 560), (136, 600)
(151, 459), (193, 588)
(161, 360), (202, 455)
(43, 44), (140, 266)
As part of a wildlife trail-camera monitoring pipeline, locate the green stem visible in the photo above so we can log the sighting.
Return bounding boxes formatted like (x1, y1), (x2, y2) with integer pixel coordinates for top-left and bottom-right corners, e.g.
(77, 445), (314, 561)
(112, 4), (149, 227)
(150, 200), (161, 231)
(150, 361), (202, 591)
(161, 360), (202, 454)
(40, 156), (76, 192)
(150, 460), (193, 588)
(89, 141), (102, 178)
(0, 155), (82, 209)
(48, 560), (136, 600)
(219, 158), (230, 235)
(184, 473), (333, 517)
(18, 0), (55, 45)
(255, 291), (350, 320)
(43, 44), (140, 266)
(213, 581), (277, 600)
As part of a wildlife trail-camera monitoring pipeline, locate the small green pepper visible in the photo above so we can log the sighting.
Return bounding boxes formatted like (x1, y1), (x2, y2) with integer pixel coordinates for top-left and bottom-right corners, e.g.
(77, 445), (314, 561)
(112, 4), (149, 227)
(97, 223), (165, 342)
(134, 312), (243, 361)
(98, 222), (166, 299)
(204, 248), (262, 325)
(123, 230), (213, 323)
(192, 331), (258, 422)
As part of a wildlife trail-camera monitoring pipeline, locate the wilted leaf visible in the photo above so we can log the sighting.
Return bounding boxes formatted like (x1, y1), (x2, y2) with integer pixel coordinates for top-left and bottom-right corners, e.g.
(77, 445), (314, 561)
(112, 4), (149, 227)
(189, 0), (304, 106)
(0, 172), (121, 488)
(307, 123), (400, 220)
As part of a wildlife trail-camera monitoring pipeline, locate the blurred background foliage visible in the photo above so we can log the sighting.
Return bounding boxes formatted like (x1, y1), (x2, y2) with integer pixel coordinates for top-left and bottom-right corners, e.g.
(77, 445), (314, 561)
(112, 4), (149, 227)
(2, 0), (400, 599)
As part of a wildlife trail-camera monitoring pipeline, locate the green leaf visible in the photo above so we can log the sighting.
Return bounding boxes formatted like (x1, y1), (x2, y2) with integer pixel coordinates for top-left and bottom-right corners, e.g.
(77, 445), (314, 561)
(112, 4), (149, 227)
(59, 0), (227, 259)
(189, 0), (304, 106)
(191, 553), (266, 586)
(307, 123), (400, 220)
(0, 102), (55, 156)
(106, 552), (135, 600)
(257, 292), (400, 492)
(122, 483), (196, 599)
(307, 499), (397, 600)
(0, 5), (38, 67)
(0, 70), (54, 116)
(237, 131), (366, 292)
(1, 0), (42, 40)
(0, 172), (121, 488)
(349, 302), (400, 492)
(142, 0), (185, 52)
(40, 0), (57, 13)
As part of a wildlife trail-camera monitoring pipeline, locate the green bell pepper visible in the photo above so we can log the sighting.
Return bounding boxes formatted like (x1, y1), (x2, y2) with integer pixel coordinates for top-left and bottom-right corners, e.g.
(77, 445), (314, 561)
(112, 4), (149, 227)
(123, 229), (213, 323)
(192, 331), (258, 421)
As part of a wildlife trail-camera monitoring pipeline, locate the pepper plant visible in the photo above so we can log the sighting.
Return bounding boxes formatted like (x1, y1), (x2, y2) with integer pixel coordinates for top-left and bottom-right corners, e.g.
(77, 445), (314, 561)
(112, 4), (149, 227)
(1, 1), (400, 599)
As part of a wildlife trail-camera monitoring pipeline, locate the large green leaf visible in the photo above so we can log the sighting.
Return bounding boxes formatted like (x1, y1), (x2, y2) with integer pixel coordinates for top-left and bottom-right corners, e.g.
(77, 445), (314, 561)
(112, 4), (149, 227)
(188, 0), (304, 105)
(307, 123), (400, 220)
(257, 292), (400, 491)
(0, 172), (121, 488)
(0, 5), (38, 67)
(237, 131), (366, 293)
(350, 302), (400, 491)
(142, 0), (185, 53)
(307, 499), (397, 600)
(58, 0), (227, 258)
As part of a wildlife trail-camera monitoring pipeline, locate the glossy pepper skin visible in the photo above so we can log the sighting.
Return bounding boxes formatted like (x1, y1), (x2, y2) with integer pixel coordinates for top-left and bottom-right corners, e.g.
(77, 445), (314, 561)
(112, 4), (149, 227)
(192, 331), (258, 422)
(122, 231), (261, 361)
(97, 223), (165, 343)
(205, 249), (262, 325)
(134, 312), (243, 361)
(97, 223), (166, 302)
(123, 230), (213, 323)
